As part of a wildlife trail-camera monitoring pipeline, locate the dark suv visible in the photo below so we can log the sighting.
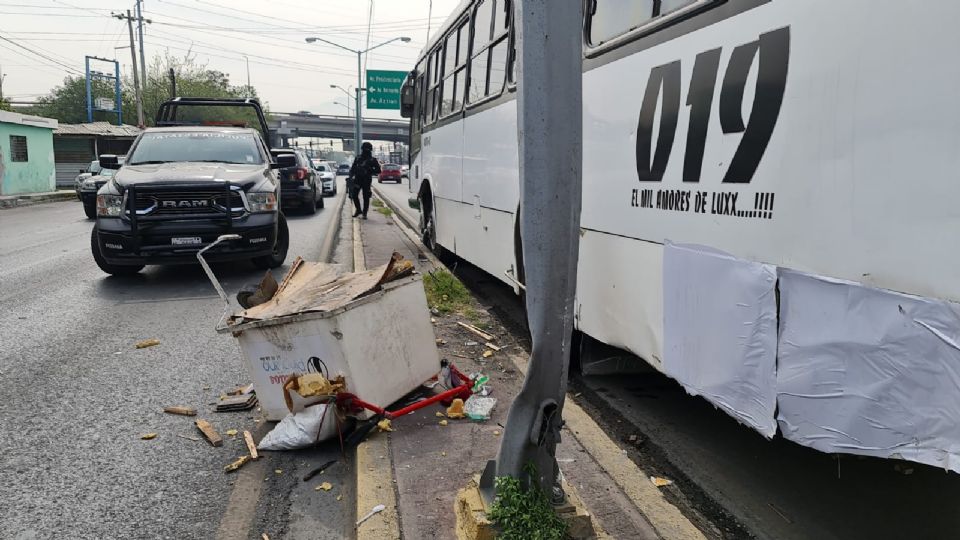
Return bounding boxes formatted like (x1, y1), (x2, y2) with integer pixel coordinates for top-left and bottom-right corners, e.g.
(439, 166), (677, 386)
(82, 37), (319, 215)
(90, 97), (293, 276)
(276, 148), (324, 213)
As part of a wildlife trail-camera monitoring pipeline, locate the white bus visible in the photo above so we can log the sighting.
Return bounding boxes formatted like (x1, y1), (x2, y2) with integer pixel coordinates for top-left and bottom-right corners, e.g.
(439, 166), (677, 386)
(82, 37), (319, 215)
(400, 0), (960, 473)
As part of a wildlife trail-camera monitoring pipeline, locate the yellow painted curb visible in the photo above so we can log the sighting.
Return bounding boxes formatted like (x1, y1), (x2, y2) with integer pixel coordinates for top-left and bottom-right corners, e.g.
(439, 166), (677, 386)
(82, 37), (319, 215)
(508, 354), (706, 540)
(356, 435), (400, 540)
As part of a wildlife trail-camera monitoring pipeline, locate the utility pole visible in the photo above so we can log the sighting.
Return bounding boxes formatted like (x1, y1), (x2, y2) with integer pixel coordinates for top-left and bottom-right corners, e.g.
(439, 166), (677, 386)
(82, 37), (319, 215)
(117, 10), (145, 127)
(483, 0), (583, 501)
(168, 68), (176, 98)
(136, 0), (147, 91)
(0, 64), (6, 103)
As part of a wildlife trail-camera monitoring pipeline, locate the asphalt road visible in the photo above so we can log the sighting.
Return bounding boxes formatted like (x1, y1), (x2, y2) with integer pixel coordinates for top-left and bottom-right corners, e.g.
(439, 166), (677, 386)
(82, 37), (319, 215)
(0, 187), (352, 540)
(373, 179), (960, 540)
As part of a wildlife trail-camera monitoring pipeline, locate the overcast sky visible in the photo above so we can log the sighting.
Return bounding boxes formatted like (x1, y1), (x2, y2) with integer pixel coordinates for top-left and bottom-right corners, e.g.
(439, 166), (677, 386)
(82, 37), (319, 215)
(0, 0), (461, 119)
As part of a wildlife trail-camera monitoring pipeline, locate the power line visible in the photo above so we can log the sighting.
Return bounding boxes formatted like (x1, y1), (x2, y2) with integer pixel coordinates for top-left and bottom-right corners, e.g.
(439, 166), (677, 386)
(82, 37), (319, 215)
(0, 31), (81, 74)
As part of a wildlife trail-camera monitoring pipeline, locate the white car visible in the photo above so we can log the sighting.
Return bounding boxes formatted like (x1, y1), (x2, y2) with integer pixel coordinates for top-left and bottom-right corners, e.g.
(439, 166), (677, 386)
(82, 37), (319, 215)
(312, 161), (337, 196)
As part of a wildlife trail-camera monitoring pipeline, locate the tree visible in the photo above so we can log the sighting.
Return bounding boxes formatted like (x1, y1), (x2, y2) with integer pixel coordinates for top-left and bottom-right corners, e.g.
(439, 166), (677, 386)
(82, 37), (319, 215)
(0, 97), (11, 112)
(24, 53), (269, 127)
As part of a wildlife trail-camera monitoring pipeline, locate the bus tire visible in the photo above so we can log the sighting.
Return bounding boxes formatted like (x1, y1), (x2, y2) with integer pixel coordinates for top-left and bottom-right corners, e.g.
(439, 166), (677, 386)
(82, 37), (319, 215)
(418, 186), (446, 258)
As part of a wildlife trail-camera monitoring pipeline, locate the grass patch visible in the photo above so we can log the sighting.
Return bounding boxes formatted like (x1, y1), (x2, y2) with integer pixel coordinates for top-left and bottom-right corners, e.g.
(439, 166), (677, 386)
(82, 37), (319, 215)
(423, 270), (473, 315)
(371, 198), (384, 208)
(375, 206), (394, 217)
(488, 465), (567, 540)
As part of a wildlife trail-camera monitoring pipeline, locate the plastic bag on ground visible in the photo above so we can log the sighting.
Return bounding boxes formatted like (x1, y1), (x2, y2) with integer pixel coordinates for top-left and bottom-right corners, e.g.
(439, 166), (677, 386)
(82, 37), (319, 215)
(258, 404), (337, 451)
(464, 396), (497, 421)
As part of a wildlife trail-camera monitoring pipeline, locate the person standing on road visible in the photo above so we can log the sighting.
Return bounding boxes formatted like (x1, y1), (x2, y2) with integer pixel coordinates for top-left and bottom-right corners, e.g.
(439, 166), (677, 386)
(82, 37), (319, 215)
(348, 141), (381, 219)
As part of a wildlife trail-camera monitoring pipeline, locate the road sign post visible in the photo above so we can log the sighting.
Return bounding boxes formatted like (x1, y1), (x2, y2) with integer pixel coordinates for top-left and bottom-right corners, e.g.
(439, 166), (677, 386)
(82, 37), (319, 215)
(366, 70), (408, 110)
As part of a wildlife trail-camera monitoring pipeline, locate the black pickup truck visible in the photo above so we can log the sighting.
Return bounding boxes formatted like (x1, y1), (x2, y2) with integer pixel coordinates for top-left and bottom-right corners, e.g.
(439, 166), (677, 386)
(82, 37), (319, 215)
(90, 97), (295, 275)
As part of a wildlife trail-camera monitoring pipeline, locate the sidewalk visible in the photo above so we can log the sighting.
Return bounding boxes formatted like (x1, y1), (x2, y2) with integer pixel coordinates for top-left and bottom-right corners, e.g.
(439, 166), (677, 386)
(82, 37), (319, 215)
(353, 192), (705, 539)
(0, 189), (75, 209)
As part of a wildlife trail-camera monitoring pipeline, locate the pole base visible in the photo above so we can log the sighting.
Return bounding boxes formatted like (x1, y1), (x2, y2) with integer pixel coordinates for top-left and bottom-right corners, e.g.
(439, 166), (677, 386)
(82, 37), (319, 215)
(456, 471), (596, 539)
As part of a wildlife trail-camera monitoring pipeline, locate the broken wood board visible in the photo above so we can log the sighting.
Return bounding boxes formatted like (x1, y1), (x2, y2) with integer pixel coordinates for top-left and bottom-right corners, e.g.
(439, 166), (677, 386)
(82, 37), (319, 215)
(456, 322), (494, 341)
(243, 431), (259, 460)
(163, 406), (197, 416)
(224, 455), (251, 473)
(195, 419), (223, 447)
(485, 342), (502, 351)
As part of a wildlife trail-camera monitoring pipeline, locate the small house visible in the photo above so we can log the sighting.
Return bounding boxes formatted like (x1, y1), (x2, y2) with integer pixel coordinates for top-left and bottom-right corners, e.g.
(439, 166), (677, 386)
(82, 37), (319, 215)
(0, 110), (58, 196)
(53, 122), (141, 188)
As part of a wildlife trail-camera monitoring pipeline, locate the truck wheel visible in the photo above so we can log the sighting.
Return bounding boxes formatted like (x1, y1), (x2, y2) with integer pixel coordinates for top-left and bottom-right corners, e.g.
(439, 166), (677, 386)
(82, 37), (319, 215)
(306, 188), (317, 215)
(419, 189), (446, 259)
(83, 200), (96, 220)
(252, 213), (289, 269)
(90, 227), (144, 275)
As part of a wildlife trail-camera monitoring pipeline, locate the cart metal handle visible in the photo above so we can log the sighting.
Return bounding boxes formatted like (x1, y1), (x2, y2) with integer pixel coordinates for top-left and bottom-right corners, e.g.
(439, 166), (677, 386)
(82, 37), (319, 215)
(198, 234), (242, 330)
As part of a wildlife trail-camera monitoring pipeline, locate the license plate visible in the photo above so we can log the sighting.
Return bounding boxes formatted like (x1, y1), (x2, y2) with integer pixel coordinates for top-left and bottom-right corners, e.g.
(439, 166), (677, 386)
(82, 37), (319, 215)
(171, 237), (202, 246)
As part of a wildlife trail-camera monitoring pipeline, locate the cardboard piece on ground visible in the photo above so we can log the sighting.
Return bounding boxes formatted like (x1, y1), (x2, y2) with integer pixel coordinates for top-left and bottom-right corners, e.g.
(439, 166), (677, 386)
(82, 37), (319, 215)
(216, 394), (258, 412)
(195, 419), (223, 447)
(229, 252), (414, 325)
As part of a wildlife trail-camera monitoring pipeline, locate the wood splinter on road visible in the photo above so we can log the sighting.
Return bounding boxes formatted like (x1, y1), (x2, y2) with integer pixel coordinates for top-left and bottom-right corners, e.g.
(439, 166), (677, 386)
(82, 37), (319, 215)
(456, 321), (494, 341)
(224, 455), (251, 473)
(195, 419), (223, 447)
(163, 406), (197, 416)
(243, 430), (259, 460)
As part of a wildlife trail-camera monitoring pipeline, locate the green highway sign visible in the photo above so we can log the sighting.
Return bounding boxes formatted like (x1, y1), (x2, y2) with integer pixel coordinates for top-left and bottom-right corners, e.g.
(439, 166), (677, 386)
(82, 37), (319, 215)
(366, 70), (408, 110)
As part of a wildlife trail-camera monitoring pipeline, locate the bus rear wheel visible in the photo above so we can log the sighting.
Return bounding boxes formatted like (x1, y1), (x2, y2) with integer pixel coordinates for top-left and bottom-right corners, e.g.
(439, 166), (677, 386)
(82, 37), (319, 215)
(419, 191), (446, 258)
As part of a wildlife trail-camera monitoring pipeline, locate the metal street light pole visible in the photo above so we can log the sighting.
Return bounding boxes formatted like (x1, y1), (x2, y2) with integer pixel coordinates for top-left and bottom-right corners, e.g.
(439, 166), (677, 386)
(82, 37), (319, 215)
(306, 35), (410, 152)
(333, 100), (351, 116)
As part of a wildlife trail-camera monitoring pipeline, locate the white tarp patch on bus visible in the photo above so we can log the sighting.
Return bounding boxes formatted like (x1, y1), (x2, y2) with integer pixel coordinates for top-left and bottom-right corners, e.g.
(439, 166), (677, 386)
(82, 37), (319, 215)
(777, 270), (960, 473)
(663, 243), (779, 438)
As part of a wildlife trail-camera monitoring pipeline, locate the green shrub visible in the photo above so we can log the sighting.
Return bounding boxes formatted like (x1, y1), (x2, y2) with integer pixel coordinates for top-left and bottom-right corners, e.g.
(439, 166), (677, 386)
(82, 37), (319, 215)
(488, 465), (567, 540)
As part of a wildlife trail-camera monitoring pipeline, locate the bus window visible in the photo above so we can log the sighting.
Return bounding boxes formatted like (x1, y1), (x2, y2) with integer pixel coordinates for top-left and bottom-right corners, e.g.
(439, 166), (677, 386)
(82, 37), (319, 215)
(473, 0), (493, 48)
(589, 0), (705, 46)
(467, 0), (512, 104)
(660, 0), (698, 15)
(488, 39), (509, 94)
(589, 0), (654, 45)
(441, 19), (469, 117)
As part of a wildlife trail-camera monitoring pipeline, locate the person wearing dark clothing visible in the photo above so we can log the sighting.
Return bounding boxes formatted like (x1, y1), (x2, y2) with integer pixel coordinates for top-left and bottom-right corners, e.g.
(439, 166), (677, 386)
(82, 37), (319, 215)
(348, 141), (381, 219)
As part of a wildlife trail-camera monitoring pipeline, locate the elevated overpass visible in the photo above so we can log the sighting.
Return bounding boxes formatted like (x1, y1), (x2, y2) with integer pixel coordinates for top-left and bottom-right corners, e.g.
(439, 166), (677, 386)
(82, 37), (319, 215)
(269, 112), (409, 146)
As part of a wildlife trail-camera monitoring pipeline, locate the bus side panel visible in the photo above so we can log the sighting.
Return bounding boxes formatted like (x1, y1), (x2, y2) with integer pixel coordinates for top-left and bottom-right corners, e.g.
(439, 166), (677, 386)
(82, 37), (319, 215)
(462, 100), (521, 213)
(423, 119), (464, 252)
(575, 229), (664, 371)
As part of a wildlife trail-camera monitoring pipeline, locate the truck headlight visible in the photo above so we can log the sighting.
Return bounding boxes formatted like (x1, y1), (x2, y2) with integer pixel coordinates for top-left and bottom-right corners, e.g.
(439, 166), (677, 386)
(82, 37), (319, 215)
(247, 192), (277, 213)
(96, 194), (123, 217)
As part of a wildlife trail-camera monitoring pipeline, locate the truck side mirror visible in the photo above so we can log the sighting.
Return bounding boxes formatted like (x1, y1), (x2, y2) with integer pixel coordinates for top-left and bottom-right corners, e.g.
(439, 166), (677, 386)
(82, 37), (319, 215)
(99, 155), (121, 169)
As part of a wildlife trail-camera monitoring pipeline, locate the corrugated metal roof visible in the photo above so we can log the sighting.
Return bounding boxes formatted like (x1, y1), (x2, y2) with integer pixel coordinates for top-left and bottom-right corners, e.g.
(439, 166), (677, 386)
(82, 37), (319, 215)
(0, 110), (58, 129)
(54, 122), (141, 137)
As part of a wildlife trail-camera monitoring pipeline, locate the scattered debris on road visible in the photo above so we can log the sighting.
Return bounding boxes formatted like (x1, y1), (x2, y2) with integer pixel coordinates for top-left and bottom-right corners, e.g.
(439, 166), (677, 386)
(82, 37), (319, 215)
(315, 482), (333, 492)
(243, 431), (259, 460)
(485, 342), (502, 352)
(194, 419), (223, 447)
(177, 434), (201, 442)
(303, 460), (337, 482)
(225, 429), (238, 437)
(457, 321), (494, 341)
(439, 419), (448, 426)
(377, 419), (394, 432)
(224, 456), (251, 473)
(140, 433), (157, 440)
(135, 338), (160, 349)
(215, 393), (257, 412)
(446, 398), (466, 419)
(650, 476), (674, 487)
(163, 406), (197, 416)
(258, 405), (336, 450)
(357, 504), (386, 526)
(464, 396), (497, 421)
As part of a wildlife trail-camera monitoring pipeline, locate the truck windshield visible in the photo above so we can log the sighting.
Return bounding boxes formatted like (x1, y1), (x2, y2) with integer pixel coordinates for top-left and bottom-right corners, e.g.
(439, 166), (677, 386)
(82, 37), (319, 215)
(128, 131), (264, 165)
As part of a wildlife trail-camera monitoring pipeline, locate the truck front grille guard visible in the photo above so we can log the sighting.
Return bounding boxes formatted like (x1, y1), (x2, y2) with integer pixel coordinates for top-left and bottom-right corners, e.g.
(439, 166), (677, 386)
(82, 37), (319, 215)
(123, 182), (242, 256)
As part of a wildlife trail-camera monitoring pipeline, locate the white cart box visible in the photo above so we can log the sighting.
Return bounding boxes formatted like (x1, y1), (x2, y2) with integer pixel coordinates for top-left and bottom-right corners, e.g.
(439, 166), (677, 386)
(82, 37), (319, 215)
(221, 261), (440, 421)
